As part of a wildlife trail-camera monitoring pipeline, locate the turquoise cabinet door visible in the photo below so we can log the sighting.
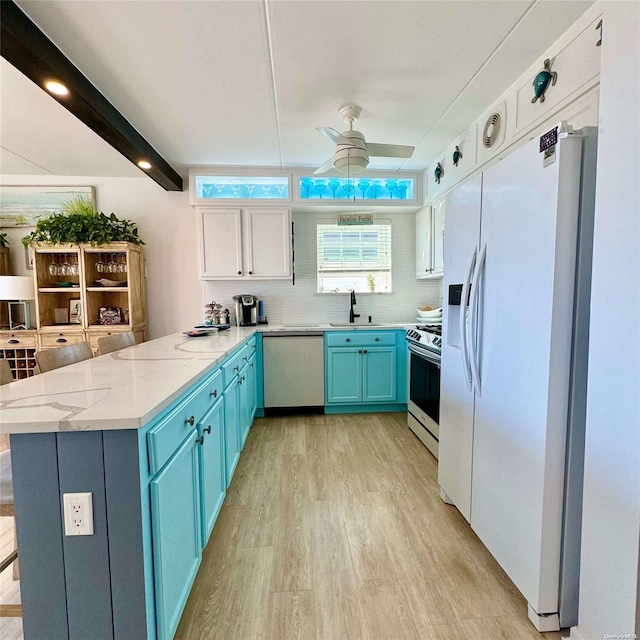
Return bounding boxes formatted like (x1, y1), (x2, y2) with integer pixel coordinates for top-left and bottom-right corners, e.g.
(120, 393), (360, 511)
(150, 431), (201, 640)
(238, 365), (251, 447)
(248, 354), (258, 421)
(362, 347), (397, 402)
(199, 397), (226, 546)
(326, 347), (361, 403)
(224, 378), (241, 486)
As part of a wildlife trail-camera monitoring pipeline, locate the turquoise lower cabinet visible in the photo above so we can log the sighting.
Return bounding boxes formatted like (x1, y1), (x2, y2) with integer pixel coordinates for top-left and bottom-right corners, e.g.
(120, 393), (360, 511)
(325, 330), (407, 413)
(150, 431), (202, 640)
(238, 364), (251, 446)
(326, 347), (361, 403)
(224, 375), (241, 486)
(362, 347), (396, 402)
(199, 397), (226, 545)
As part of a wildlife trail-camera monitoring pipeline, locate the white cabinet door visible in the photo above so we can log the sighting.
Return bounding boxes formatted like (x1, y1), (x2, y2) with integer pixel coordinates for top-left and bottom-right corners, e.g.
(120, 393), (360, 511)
(431, 198), (446, 276)
(416, 206), (432, 278)
(244, 209), (291, 279)
(198, 208), (243, 279)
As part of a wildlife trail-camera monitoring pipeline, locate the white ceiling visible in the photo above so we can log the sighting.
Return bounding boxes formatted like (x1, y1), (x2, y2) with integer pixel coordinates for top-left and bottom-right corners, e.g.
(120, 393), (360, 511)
(1, 0), (593, 181)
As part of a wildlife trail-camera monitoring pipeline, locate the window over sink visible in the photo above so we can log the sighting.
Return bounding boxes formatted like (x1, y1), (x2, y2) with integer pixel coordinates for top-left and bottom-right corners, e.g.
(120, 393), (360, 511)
(316, 221), (392, 293)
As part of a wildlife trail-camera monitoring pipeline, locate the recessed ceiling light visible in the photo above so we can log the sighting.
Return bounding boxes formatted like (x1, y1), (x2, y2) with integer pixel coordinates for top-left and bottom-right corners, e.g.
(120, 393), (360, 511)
(44, 80), (69, 96)
(138, 160), (152, 170)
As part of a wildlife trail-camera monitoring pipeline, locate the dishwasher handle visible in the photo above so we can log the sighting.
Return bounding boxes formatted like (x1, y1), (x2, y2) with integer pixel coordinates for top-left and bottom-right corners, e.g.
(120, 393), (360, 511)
(263, 331), (325, 338)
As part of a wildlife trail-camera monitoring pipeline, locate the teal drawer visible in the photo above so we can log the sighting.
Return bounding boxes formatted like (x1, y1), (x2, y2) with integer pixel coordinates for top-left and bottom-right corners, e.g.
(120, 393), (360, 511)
(325, 331), (397, 348)
(222, 343), (252, 386)
(148, 369), (222, 474)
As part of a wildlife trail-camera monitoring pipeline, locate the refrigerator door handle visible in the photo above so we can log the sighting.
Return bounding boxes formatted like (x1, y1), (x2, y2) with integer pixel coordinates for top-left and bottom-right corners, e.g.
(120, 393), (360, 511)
(460, 245), (477, 391)
(469, 242), (487, 396)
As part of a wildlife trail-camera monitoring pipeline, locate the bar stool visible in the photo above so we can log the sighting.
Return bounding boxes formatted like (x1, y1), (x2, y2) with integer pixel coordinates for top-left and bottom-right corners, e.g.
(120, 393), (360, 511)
(35, 341), (93, 373)
(97, 331), (136, 355)
(0, 358), (21, 617)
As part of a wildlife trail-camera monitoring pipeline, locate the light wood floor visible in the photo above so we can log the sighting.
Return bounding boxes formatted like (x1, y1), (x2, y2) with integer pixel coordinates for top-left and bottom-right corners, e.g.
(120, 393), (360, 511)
(0, 515), (22, 640)
(176, 413), (566, 640)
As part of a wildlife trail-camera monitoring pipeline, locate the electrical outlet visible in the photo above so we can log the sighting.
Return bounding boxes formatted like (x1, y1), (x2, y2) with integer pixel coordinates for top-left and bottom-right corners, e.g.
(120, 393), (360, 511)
(63, 492), (94, 536)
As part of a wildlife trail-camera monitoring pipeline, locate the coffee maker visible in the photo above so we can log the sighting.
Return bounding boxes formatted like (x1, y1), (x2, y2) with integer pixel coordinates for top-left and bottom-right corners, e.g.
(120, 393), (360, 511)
(232, 294), (259, 327)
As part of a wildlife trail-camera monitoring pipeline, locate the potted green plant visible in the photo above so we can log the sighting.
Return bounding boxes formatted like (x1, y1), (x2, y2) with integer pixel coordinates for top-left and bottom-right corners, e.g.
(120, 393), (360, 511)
(21, 196), (144, 247)
(366, 273), (375, 292)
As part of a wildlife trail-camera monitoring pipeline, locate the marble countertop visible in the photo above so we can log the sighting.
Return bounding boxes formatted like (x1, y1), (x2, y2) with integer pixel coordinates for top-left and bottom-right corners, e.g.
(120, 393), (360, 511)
(0, 323), (415, 434)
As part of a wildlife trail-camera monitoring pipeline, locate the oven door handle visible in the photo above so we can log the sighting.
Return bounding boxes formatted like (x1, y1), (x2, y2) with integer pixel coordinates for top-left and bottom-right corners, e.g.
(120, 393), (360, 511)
(460, 245), (477, 391)
(408, 343), (441, 368)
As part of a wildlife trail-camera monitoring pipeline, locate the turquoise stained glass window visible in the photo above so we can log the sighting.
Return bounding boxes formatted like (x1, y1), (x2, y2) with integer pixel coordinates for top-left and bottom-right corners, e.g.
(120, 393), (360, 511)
(300, 177), (413, 201)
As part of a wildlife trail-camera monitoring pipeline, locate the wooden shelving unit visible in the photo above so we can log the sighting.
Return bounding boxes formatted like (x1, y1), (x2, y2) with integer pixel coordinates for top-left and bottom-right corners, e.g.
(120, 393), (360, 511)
(30, 242), (147, 354)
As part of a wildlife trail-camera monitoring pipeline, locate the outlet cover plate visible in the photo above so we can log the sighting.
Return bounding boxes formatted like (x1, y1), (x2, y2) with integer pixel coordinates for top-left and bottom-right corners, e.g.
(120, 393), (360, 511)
(63, 492), (94, 536)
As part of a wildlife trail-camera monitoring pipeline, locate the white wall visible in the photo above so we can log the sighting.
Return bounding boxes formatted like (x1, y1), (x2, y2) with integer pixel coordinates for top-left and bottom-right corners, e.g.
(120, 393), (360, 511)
(0, 175), (201, 338)
(574, 2), (640, 638)
(203, 209), (441, 325)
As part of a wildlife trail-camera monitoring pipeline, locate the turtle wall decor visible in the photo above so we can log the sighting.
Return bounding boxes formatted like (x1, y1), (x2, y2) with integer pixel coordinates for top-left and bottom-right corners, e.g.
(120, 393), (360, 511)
(531, 58), (558, 104)
(453, 146), (462, 167)
(434, 162), (444, 184)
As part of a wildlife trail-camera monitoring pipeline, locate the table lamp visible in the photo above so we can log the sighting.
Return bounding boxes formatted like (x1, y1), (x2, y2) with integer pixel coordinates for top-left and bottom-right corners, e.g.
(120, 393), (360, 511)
(0, 276), (35, 329)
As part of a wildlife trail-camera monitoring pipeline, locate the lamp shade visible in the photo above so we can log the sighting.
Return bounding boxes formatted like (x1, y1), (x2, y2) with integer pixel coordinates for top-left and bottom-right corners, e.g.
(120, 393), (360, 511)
(0, 276), (35, 301)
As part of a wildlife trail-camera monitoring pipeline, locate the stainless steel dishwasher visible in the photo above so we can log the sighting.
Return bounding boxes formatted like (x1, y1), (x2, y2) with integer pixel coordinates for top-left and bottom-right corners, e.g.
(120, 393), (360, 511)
(262, 331), (325, 414)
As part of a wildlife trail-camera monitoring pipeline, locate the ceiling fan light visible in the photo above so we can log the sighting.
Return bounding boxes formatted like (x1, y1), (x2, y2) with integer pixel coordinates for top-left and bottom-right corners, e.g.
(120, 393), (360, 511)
(334, 149), (369, 174)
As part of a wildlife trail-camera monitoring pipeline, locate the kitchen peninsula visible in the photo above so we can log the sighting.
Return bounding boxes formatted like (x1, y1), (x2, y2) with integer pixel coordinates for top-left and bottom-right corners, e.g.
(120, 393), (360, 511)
(0, 328), (261, 640)
(0, 323), (408, 640)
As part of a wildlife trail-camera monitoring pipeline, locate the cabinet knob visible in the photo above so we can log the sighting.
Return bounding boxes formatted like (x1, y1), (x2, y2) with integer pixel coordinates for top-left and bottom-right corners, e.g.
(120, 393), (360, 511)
(248, 271), (253, 275)
(204, 425), (211, 435)
(425, 268), (429, 272)
(358, 349), (363, 354)
(210, 389), (217, 398)
(185, 415), (195, 426)
(346, 338), (351, 343)
(243, 356), (248, 361)
(56, 338), (67, 343)
(238, 378), (243, 385)
(375, 337), (380, 342)
(196, 435), (204, 445)
(238, 271), (242, 275)
(8, 339), (19, 344)
(363, 349), (368, 354)
(234, 365), (239, 371)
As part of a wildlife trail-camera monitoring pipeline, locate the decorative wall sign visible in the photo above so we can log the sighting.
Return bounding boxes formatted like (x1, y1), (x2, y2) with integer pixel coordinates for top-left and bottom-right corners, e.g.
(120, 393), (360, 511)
(452, 146), (463, 167)
(539, 127), (559, 153)
(531, 58), (558, 104)
(434, 163), (444, 184)
(337, 213), (374, 226)
(0, 186), (95, 227)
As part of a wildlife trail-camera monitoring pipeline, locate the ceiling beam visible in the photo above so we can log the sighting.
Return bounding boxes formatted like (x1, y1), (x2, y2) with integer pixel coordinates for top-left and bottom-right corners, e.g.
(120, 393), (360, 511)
(0, 1), (183, 191)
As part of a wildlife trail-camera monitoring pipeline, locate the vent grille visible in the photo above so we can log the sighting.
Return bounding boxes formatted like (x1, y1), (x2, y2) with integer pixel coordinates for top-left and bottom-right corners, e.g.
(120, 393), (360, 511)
(483, 112), (502, 149)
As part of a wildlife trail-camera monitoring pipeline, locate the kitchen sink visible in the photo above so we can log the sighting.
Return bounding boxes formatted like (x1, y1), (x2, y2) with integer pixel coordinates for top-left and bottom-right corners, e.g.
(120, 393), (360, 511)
(329, 323), (383, 327)
(281, 323), (321, 327)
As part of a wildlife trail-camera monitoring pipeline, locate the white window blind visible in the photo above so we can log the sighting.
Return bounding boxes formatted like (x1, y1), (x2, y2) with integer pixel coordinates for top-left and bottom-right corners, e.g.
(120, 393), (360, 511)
(316, 222), (392, 293)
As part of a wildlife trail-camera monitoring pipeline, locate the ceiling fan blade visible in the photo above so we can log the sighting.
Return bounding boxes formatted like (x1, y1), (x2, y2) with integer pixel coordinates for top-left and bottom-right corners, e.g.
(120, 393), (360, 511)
(314, 156), (336, 174)
(316, 127), (342, 144)
(367, 143), (415, 158)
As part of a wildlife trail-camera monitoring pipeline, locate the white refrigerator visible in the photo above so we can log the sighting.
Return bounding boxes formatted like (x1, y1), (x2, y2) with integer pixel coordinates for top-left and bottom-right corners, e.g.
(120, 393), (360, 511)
(438, 127), (597, 631)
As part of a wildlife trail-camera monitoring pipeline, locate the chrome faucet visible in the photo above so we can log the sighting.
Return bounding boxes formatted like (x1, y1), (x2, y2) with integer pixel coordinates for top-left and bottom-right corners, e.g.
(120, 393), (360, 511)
(349, 290), (360, 323)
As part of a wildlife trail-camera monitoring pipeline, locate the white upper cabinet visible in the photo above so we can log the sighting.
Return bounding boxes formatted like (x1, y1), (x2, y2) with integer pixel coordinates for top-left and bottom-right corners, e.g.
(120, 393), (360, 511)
(198, 208), (291, 280)
(416, 198), (445, 279)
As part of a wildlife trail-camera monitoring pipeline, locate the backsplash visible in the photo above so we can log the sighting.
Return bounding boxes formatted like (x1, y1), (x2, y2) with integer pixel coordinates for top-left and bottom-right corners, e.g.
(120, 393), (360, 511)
(203, 210), (441, 325)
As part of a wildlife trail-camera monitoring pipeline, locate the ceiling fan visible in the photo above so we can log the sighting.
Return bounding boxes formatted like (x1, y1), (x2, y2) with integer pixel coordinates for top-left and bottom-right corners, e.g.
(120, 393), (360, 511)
(314, 104), (415, 175)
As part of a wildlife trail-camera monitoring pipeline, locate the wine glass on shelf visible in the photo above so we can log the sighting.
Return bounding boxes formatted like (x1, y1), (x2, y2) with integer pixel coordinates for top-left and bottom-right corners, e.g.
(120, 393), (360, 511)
(107, 254), (118, 274)
(70, 256), (78, 276)
(214, 183), (225, 199)
(314, 180), (327, 199)
(231, 185), (240, 198)
(245, 184), (255, 199)
(385, 181), (397, 199)
(328, 179), (340, 199)
(396, 183), (408, 200)
(369, 183), (381, 199)
(261, 185), (271, 198)
(96, 254), (105, 273)
(301, 179), (314, 198)
(48, 255), (59, 276)
(275, 183), (287, 199)
(343, 182), (354, 199)
(118, 254), (127, 273)
(60, 254), (71, 277)
(358, 181), (370, 199)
